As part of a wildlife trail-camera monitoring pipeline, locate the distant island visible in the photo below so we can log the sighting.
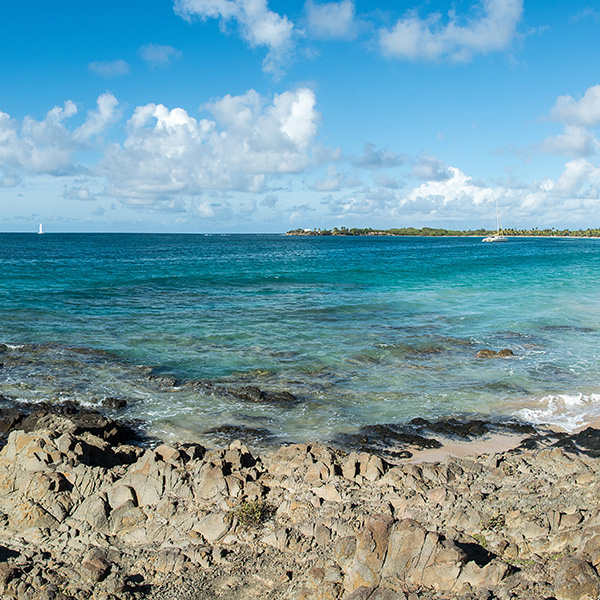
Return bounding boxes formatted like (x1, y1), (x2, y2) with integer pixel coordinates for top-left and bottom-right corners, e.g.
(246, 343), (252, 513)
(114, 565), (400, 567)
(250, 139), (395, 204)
(286, 226), (600, 238)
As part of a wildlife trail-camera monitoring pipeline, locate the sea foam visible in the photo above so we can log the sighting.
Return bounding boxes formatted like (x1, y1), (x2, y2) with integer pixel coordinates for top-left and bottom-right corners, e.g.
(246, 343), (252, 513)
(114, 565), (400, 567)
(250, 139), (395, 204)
(514, 393), (600, 432)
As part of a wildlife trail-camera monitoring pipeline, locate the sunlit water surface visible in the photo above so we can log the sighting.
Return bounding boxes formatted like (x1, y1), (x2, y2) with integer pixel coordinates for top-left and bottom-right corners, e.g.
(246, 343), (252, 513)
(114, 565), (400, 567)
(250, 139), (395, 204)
(1, 233), (599, 445)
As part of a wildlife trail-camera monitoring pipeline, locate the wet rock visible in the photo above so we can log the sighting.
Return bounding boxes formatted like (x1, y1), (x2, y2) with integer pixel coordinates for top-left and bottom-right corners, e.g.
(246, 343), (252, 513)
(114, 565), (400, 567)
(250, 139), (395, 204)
(333, 424), (442, 454)
(573, 427), (600, 457)
(228, 386), (266, 402)
(476, 348), (514, 358)
(226, 385), (298, 404)
(148, 373), (180, 387)
(101, 397), (127, 410)
(413, 418), (489, 438)
(204, 424), (275, 445)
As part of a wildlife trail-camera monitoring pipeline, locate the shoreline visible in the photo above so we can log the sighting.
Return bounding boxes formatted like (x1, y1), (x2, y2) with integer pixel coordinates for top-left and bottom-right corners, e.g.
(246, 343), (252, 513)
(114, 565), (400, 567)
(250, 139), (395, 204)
(286, 232), (600, 240)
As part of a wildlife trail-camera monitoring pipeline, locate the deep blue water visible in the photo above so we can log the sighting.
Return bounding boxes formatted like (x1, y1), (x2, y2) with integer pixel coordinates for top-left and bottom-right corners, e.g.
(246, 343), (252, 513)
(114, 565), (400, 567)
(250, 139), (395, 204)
(1, 233), (599, 443)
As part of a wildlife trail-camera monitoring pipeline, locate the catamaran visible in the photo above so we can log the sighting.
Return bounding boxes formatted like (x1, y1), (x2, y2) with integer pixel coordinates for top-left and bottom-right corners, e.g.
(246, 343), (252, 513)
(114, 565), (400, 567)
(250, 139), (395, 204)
(482, 202), (507, 242)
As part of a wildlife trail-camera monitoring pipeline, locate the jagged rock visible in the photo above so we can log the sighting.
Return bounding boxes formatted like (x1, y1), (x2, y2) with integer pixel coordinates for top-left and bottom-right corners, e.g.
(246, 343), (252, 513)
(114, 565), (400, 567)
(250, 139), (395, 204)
(0, 413), (599, 600)
(195, 511), (232, 543)
(344, 588), (407, 600)
(553, 557), (600, 600)
(80, 547), (111, 582)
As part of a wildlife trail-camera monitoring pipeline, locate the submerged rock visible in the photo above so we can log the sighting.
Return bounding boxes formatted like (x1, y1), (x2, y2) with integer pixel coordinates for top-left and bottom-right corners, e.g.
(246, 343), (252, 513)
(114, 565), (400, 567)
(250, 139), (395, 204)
(476, 348), (514, 358)
(226, 385), (298, 404)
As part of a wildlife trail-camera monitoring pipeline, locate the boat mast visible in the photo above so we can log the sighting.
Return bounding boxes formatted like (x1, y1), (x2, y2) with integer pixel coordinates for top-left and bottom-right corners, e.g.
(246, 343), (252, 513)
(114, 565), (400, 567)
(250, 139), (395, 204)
(496, 201), (501, 235)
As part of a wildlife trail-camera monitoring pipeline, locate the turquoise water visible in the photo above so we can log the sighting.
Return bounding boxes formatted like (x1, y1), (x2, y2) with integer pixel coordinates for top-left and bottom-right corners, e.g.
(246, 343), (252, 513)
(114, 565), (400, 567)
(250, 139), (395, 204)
(1, 233), (600, 444)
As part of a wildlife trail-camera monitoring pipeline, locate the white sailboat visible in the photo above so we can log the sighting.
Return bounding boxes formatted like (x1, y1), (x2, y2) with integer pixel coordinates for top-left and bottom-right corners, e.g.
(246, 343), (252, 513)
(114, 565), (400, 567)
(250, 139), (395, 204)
(482, 202), (507, 242)
(38, 223), (43, 235)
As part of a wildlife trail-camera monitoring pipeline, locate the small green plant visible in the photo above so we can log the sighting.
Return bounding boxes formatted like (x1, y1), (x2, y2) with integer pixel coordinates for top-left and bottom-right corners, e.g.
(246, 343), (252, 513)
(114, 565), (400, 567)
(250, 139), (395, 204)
(472, 533), (488, 549)
(482, 513), (505, 531)
(504, 557), (537, 568)
(235, 499), (268, 528)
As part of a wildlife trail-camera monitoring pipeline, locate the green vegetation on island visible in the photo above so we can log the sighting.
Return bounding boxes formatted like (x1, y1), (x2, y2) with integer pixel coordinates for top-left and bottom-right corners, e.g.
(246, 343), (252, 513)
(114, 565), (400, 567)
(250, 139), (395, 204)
(286, 226), (600, 238)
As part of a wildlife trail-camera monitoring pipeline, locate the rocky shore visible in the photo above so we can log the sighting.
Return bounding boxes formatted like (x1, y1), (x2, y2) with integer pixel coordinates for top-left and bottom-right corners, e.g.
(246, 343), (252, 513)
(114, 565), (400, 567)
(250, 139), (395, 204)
(1, 403), (600, 599)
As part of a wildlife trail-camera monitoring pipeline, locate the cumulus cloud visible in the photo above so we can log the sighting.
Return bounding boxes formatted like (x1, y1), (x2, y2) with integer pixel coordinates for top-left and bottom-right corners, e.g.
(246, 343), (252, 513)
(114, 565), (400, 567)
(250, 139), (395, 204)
(0, 101), (78, 175)
(0, 95), (120, 181)
(550, 84), (600, 128)
(138, 43), (183, 67)
(379, 0), (523, 62)
(100, 88), (320, 207)
(410, 153), (453, 181)
(88, 59), (130, 78)
(174, 0), (294, 75)
(73, 93), (121, 143)
(402, 167), (504, 211)
(539, 85), (600, 158)
(541, 125), (598, 157)
(305, 0), (357, 40)
(352, 143), (404, 169)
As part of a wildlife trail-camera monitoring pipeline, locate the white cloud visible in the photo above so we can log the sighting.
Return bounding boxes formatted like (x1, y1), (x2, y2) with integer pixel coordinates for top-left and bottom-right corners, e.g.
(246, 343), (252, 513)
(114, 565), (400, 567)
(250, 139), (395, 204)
(101, 88), (320, 207)
(570, 8), (600, 23)
(0, 95), (121, 181)
(550, 84), (600, 128)
(308, 166), (361, 191)
(62, 184), (97, 201)
(352, 143), (404, 169)
(139, 43), (183, 67)
(539, 85), (600, 158)
(0, 169), (21, 188)
(0, 101), (78, 175)
(88, 59), (130, 78)
(261, 194), (278, 207)
(305, 0), (357, 40)
(541, 125), (598, 157)
(322, 156), (600, 227)
(374, 173), (402, 189)
(554, 158), (600, 196)
(73, 93), (121, 143)
(379, 0), (523, 62)
(410, 153), (453, 181)
(403, 166), (504, 210)
(174, 0), (295, 75)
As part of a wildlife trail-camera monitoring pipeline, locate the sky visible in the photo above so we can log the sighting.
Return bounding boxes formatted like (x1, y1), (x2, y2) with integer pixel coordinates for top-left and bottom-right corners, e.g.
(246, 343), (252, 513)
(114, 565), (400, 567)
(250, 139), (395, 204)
(1, 0), (600, 233)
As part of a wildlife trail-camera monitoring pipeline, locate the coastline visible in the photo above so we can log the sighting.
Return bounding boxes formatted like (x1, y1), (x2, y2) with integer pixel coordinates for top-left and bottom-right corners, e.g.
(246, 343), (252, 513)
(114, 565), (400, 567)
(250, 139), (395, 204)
(286, 232), (600, 240)
(1, 402), (600, 599)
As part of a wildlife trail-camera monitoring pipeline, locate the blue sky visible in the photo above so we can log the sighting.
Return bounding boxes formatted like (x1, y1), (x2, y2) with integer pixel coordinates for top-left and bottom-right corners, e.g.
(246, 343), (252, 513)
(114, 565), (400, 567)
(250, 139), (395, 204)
(1, 0), (600, 232)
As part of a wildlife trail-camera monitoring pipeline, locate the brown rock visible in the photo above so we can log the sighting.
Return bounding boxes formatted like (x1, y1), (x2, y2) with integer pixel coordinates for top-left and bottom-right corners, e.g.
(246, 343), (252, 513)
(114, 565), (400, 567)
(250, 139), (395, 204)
(343, 514), (394, 591)
(554, 557), (600, 600)
(81, 548), (111, 583)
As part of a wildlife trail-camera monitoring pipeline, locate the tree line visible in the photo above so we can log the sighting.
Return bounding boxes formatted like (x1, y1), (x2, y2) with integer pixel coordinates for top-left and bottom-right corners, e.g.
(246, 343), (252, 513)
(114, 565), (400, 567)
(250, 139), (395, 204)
(286, 227), (600, 238)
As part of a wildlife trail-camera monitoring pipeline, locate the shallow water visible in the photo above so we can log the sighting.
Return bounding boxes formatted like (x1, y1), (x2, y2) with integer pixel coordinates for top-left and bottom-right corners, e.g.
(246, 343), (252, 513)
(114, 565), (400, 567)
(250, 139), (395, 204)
(1, 233), (599, 444)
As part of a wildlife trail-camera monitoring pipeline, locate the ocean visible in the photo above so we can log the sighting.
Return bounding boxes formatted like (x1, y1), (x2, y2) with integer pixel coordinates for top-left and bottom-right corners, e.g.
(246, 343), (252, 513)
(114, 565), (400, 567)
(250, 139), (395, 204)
(1, 233), (599, 446)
